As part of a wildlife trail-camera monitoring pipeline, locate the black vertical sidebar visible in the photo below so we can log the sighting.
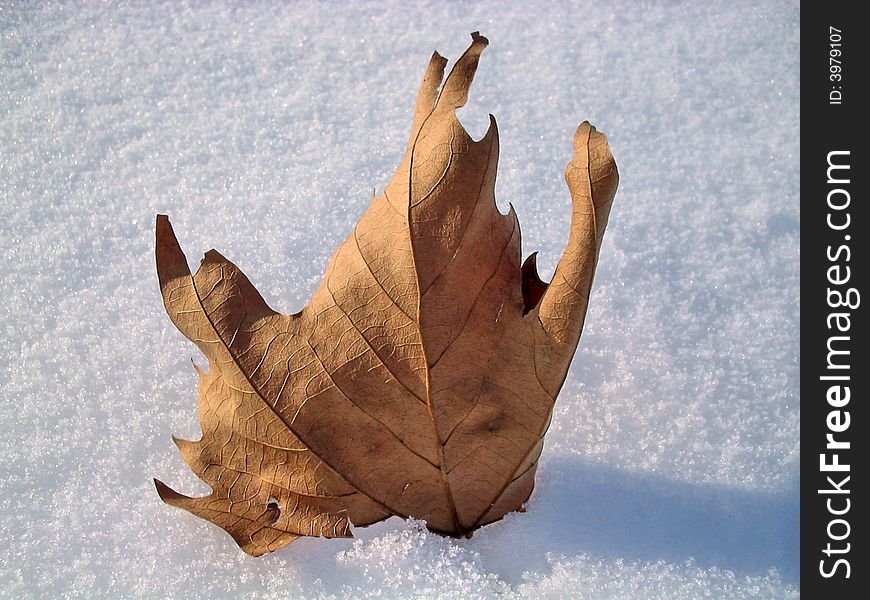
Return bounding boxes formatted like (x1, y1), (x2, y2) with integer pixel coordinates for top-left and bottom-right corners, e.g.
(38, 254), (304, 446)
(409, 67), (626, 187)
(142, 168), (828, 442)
(802, 3), (866, 596)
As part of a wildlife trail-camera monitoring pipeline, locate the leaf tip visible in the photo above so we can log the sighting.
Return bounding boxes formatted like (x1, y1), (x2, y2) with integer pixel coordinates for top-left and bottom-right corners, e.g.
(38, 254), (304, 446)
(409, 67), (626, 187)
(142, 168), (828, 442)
(572, 120), (613, 151)
(434, 31), (490, 113)
(189, 357), (205, 376)
(171, 435), (203, 469)
(155, 212), (191, 286)
(475, 113), (499, 146)
(154, 478), (182, 505)
(521, 252), (548, 315)
(569, 120), (617, 180)
(155, 213), (173, 238)
(431, 50), (448, 68)
(572, 121), (598, 147)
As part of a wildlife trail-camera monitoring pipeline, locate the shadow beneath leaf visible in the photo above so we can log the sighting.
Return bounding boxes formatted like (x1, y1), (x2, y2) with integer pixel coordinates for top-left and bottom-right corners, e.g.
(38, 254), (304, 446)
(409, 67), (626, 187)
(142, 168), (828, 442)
(473, 455), (799, 585)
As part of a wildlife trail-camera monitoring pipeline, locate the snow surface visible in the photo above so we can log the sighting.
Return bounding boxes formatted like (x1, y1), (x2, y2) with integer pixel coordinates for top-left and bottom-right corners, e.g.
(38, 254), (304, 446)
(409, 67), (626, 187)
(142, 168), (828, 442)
(1, 1), (799, 598)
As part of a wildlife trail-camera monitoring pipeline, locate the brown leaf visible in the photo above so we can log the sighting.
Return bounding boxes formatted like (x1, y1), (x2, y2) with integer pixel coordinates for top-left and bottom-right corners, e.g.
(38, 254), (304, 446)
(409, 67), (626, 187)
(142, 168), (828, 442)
(154, 32), (618, 556)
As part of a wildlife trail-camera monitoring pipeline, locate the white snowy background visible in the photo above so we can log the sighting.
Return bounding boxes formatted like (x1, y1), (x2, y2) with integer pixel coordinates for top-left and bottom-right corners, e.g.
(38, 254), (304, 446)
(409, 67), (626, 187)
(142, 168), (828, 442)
(1, 1), (799, 598)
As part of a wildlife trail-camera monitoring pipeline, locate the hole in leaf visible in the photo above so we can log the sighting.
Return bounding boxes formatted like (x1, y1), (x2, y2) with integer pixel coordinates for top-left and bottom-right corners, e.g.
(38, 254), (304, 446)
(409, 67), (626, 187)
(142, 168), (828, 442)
(266, 497), (281, 525)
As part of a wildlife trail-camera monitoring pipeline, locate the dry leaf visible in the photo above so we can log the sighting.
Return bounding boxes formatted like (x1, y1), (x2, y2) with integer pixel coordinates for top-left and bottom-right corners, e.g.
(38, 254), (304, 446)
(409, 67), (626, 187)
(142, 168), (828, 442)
(154, 32), (618, 556)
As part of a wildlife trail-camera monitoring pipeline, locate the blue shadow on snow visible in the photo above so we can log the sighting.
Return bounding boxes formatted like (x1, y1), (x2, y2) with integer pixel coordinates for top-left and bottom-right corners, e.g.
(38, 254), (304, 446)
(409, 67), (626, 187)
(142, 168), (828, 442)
(485, 456), (799, 585)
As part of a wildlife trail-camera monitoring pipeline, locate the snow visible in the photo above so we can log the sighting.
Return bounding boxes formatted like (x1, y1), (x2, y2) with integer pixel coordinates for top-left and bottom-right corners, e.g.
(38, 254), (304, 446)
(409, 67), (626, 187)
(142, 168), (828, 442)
(1, 1), (799, 598)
